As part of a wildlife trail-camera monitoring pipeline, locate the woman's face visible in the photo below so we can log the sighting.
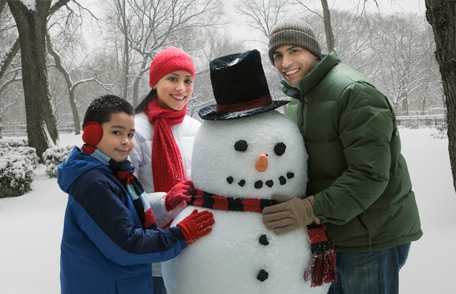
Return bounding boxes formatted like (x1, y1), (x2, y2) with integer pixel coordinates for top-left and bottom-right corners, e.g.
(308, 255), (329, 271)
(154, 70), (194, 111)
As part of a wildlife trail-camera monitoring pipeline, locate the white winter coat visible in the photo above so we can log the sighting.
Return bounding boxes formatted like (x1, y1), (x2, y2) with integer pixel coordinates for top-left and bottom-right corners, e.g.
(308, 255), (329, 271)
(129, 112), (200, 277)
(130, 112), (201, 193)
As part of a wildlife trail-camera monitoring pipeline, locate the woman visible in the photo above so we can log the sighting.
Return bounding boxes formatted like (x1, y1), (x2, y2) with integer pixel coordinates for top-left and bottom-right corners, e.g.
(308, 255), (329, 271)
(129, 47), (201, 294)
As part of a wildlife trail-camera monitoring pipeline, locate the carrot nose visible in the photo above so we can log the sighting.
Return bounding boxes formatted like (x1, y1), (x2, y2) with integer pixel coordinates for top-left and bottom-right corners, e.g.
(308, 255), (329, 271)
(255, 153), (269, 172)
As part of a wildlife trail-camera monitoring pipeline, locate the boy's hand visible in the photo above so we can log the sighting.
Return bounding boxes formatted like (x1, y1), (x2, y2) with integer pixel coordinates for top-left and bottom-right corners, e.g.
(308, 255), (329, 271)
(262, 196), (318, 234)
(165, 180), (194, 211)
(177, 209), (214, 244)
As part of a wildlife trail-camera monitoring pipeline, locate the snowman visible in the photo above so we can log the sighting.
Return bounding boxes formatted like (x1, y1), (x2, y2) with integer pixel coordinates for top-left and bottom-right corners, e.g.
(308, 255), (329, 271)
(162, 50), (330, 294)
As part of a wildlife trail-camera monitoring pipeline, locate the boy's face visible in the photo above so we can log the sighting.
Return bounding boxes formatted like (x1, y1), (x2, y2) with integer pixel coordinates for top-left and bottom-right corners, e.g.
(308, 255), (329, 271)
(271, 45), (318, 87)
(97, 112), (135, 162)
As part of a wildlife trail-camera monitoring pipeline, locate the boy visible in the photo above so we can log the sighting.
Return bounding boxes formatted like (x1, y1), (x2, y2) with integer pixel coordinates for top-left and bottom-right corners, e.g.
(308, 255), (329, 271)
(58, 95), (214, 294)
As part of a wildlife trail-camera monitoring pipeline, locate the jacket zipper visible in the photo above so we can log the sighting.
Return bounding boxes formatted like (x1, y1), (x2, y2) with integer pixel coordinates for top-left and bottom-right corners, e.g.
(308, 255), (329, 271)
(299, 94), (308, 135)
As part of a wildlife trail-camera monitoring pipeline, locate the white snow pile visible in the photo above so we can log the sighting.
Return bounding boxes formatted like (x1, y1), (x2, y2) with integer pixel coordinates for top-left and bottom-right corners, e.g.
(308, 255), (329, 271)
(42, 145), (73, 177)
(0, 137), (28, 148)
(0, 129), (455, 294)
(0, 142), (38, 197)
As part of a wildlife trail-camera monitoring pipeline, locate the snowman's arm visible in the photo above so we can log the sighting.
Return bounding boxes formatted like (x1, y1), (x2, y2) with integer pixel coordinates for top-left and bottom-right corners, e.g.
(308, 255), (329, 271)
(70, 176), (187, 266)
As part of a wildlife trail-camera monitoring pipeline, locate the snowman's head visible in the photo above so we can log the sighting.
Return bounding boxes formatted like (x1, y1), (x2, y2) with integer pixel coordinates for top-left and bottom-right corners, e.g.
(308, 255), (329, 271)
(191, 111), (308, 200)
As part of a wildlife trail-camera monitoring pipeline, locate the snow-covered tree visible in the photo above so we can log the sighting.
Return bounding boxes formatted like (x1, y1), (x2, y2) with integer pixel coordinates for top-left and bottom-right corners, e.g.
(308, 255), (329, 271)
(425, 0), (456, 192)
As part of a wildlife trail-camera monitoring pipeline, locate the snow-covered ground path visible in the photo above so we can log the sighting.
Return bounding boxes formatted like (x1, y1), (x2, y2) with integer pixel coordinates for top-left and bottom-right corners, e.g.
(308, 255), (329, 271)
(0, 128), (455, 293)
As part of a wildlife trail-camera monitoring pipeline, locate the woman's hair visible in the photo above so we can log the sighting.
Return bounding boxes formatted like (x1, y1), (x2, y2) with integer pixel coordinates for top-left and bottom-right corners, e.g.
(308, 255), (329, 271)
(135, 89), (157, 114)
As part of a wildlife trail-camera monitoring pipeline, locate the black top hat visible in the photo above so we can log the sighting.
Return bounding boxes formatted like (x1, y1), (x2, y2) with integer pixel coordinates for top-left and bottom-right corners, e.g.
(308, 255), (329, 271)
(199, 49), (289, 120)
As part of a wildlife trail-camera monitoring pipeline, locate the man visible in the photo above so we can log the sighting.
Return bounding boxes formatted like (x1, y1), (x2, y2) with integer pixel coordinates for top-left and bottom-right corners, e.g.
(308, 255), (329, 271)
(262, 21), (422, 294)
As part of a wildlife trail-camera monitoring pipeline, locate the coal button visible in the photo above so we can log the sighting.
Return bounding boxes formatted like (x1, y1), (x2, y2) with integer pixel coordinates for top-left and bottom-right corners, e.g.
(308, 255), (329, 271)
(257, 269), (269, 282)
(259, 234), (269, 246)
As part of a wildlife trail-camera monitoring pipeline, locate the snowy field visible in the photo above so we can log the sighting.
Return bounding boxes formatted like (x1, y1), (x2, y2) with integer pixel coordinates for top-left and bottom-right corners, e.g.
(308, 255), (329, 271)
(0, 128), (455, 294)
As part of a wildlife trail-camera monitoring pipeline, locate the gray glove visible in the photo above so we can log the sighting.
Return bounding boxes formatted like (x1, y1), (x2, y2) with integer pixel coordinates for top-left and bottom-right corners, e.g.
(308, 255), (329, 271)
(262, 196), (318, 234)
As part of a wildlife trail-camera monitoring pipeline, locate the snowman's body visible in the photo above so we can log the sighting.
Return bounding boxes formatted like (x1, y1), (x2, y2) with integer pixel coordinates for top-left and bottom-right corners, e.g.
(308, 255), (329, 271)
(162, 111), (329, 294)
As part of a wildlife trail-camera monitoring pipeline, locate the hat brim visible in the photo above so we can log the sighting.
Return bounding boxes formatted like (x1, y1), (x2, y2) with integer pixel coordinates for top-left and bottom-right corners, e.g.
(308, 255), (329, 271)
(198, 100), (289, 120)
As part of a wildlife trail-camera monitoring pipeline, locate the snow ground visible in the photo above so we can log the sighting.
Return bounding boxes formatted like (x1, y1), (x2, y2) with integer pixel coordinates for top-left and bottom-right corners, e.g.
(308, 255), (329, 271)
(0, 128), (455, 294)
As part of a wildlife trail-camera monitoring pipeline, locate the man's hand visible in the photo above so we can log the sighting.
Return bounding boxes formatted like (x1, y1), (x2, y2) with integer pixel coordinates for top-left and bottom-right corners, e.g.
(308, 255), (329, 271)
(165, 180), (194, 211)
(262, 196), (318, 234)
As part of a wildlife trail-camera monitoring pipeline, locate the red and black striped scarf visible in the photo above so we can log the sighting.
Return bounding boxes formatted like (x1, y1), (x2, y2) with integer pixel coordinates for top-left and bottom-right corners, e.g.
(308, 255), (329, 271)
(190, 188), (336, 287)
(84, 148), (157, 229)
(111, 159), (157, 229)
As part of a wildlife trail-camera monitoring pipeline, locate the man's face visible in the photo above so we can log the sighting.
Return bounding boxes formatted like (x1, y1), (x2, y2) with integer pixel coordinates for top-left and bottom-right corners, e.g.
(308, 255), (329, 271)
(97, 112), (135, 162)
(271, 45), (318, 87)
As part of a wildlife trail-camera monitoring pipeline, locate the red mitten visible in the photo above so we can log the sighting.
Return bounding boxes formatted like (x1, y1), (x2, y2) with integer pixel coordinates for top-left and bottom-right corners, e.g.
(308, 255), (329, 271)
(177, 209), (214, 244)
(165, 180), (194, 211)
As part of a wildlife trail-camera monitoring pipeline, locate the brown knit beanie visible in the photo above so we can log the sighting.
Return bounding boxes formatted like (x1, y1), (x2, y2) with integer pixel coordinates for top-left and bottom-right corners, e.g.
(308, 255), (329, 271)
(268, 21), (321, 64)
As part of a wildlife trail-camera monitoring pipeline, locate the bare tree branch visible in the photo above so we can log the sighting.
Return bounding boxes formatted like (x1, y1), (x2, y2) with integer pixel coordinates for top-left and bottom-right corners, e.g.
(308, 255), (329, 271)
(0, 100), (15, 113)
(293, 0), (322, 18)
(0, 0), (72, 82)
(0, 39), (20, 81)
(0, 0), (7, 16)
(356, 0), (381, 16)
(110, 0), (219, 104)
(49, 0), (71, 16)
(321, 0), (335, 52)
(0, 71), (21, 98)
(72, 76), (113, 93)
(71, 0), (99, 20)
(238, 0), (293, 39)
(0, 23), (15, 34)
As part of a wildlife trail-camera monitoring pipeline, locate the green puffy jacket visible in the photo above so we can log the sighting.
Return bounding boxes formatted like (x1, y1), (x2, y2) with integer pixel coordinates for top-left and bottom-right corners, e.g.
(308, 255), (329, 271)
(284, 53), (422, 252)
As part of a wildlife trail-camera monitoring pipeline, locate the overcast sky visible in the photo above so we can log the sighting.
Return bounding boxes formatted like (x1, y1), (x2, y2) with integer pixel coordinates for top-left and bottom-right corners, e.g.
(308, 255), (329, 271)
(223, 0), (427, 48)
(77, 0), (427, 56)
(329, 0), (425, 14)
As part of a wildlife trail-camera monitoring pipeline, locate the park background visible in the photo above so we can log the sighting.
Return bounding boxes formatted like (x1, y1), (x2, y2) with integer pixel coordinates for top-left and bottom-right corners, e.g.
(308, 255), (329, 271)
(1, 1), (455, 293)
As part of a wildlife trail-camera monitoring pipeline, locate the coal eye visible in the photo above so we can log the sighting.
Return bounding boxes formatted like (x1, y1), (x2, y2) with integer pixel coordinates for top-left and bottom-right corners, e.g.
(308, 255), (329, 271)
(234, 140), (248, 152)
(274, 142), (286, 156)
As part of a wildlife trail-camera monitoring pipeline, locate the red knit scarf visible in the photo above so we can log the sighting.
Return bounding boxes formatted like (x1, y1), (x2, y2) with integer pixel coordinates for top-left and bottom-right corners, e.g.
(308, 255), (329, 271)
(189, 188), (336, 287)
(145, 99), (187, 192)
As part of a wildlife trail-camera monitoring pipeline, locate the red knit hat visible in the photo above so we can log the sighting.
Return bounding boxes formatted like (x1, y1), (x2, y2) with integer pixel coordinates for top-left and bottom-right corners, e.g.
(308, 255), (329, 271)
(149, 47), (196, 88)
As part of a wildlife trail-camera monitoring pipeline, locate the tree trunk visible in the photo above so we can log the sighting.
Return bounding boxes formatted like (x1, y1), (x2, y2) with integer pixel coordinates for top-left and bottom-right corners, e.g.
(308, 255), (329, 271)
(1, 0), (69, 81)
(47, 34), (81, 134)
(68, 88), (81, 134)
(132, 59), (149, 107)
(425, 0), (456, 191)
(321, 0), (335, 52)
(121, 29), (129, 100)
(118, 0), (130, 100)
(132, 74), (141, 107)
(8, 0), (58, 158)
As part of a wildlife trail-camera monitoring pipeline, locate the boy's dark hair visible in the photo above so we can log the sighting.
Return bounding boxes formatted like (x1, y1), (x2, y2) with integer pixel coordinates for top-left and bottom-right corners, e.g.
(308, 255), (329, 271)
(83, 95), (133, 126)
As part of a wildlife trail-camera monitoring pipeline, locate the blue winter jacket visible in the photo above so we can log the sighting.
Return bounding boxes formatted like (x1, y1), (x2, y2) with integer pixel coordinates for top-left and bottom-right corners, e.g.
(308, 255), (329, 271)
(57, 147), (186, 294)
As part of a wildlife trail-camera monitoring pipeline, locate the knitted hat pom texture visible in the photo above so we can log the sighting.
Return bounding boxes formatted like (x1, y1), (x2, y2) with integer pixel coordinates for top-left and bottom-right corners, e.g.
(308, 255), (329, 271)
(149, 47), (196, 88)
(268, 22), (322, 64)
